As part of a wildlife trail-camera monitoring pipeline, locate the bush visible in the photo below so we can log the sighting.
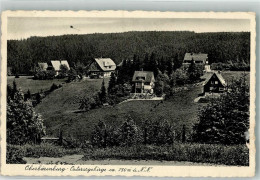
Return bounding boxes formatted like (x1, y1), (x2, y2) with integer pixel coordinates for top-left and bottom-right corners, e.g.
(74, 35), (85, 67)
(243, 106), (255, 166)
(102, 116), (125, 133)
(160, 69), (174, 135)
(6, 145), (26, 164)
(79, 94), (101, 111)
(7, 143), (82, 161)
(34, 69), (56, 80)
(141, 119), (174, 145)
(82, 143), (249, 166)
(90, 118), (175, 148)
(50, 83), (59, 92)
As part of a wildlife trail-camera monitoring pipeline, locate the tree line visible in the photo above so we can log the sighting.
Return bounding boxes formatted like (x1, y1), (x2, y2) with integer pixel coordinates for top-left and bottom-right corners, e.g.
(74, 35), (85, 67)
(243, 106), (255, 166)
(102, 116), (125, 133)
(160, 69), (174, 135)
(8, 31), (250, 74)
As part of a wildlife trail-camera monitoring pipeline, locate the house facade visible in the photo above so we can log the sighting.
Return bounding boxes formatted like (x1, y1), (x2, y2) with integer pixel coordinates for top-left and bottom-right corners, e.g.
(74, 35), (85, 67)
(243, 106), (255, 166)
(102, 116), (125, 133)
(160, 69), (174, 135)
(132, 71), (155, 94)
(203, 72), (226, 94)
(88, 58), (116, 78)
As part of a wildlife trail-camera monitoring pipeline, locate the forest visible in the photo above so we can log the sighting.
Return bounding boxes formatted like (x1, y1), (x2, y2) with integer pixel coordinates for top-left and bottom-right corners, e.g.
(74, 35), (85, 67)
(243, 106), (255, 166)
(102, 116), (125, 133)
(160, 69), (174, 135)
(7, 31), (250, 74)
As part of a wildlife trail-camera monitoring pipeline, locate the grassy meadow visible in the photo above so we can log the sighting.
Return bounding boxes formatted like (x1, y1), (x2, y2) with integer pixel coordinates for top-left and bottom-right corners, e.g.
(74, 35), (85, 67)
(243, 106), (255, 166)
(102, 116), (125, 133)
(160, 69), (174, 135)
(7, 76), (67, 94)
(35, 78), (201, 140)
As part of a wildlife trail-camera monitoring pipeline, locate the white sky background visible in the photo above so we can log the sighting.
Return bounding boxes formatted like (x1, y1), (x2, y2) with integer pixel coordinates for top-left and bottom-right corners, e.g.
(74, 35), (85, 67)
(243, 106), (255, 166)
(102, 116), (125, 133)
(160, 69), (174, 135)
(7, 17), (250, 40)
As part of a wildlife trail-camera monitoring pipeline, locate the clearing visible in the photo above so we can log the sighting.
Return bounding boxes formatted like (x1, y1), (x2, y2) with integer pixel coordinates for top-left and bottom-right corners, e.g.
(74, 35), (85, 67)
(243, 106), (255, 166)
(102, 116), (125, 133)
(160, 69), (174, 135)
(7, 76), (67, 94)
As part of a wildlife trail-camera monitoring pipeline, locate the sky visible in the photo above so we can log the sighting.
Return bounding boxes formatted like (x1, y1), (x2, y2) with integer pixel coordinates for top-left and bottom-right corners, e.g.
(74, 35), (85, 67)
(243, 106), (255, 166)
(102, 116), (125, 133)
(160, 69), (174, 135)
(7, 17), (250, 40)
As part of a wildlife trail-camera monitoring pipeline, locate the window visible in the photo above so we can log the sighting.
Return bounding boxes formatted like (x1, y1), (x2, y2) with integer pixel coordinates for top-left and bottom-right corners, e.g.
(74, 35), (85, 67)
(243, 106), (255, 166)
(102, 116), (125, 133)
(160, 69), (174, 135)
(211, 81), (214, 84)
(215, 81), (218, 84)
(137, 76), (145, 80)
(219, 87), (224, 91)
(210, 87), (213, 90)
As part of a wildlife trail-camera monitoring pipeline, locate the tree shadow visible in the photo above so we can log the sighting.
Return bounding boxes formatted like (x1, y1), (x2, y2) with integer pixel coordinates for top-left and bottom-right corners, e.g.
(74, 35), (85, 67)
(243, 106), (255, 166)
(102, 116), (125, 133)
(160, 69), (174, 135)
(73, 110), (86, 114)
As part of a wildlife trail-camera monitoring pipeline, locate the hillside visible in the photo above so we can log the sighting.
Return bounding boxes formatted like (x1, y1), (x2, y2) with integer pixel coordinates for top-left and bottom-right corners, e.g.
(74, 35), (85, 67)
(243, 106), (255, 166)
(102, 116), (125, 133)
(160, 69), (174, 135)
(8, 31), (250, 74)
(35, 78), (201, 141)
(34, 71), (250, 141)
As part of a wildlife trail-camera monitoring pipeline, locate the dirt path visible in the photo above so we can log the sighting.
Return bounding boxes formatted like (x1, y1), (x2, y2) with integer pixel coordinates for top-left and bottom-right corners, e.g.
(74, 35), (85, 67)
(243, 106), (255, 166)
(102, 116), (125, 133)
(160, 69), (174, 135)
(24, 155), (228, 166)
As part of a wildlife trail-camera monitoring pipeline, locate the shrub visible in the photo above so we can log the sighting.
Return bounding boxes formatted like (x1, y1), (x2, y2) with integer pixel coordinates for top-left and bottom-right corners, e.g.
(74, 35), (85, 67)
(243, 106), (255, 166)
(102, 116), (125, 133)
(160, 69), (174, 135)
(34, 69), (56, 80)
(6, 145), (26, 164)
(82, 143), (249, 166)
(141, 119), (174, 145)
(7, 143), (82, 162)
(117, 117), (142, 146)
(50, 83), (59, 92)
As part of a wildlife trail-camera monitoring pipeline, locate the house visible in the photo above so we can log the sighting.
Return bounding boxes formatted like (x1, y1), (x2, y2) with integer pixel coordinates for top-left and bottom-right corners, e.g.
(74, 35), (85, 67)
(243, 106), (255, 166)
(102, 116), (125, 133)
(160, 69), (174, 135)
(183, 52), (211, 72)
(88, 58), (116, 78)
(203, 72), (227, 94)
(50, 60), (70, 75)
(183, 52), (208, 64)
(37, 62), (48, 71)
(132, 71), (155, 94)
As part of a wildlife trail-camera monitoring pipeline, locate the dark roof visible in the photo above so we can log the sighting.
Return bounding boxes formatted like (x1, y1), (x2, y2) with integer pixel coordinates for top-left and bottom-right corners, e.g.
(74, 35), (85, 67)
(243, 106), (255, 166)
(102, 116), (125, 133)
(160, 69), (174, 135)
(94, 58), (116, 71)
(132, 71), (155, 83)
(204, 72), (226, 86)
(184, 53), (208, 63)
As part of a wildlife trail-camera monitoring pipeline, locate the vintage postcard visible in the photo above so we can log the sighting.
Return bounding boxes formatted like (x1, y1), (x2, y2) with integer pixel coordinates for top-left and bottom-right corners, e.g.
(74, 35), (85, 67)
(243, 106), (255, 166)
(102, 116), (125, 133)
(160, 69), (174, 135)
(0, 11), (256, 177)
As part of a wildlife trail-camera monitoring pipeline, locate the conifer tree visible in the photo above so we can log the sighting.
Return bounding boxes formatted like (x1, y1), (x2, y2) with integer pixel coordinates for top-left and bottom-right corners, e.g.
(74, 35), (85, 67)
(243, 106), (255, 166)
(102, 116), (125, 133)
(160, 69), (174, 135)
(7, 84), (45, 145)
(108, 72), (117, 95)
(99, 79), (107, 103)
(24, 89), (31, 101)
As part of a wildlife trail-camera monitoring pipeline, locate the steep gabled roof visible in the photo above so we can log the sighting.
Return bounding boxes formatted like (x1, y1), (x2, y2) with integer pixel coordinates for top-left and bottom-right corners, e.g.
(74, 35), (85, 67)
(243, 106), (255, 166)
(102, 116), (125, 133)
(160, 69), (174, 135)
(51, 60), (70, 71)
(94, 58), (116, 71)
(132, 71), (155, 83)
(51, 60), (61, 71)
(204, 72), (226, 86)
(184, 53), (208, 63)
(61, 60), (70, 70)
(38, 62), (48, 70)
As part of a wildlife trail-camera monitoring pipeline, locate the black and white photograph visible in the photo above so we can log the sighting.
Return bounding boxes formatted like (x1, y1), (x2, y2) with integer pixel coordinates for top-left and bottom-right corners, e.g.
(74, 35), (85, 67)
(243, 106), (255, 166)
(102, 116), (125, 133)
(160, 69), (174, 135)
(0, 11), (256, 177)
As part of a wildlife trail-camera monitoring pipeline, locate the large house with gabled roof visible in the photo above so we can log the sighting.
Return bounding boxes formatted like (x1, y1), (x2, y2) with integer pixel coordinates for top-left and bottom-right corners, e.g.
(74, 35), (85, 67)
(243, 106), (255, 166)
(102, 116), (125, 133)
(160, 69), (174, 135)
(183, 52), (211, 72)
(183, 52), (208, 64)
(88, 58), (116, 78)
(132, 71), (155, 94)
